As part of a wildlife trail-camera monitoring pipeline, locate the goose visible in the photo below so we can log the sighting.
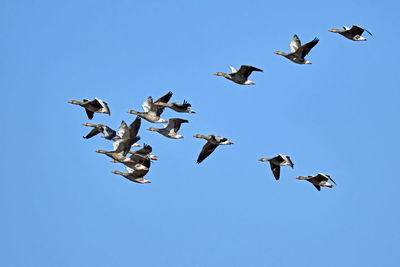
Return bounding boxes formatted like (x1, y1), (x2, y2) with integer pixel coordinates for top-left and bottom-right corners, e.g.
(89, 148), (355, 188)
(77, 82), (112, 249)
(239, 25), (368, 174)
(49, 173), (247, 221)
(193, 134), (233, 164)
(214, 65), (263, 85)
(127, 91), (172, 123)
(274, 35), (319, 64)
(155, 100), (196, 113)
(68, 97), (110, 119)
(147, 118), (188, 139)
(296, 173), (336, 191)
(82, 123), (116, 140)
(258, 154), (294, 180)
(329, 25), (372, 41)
(95, 149), (136, 164)
(111, 168), (151, 184)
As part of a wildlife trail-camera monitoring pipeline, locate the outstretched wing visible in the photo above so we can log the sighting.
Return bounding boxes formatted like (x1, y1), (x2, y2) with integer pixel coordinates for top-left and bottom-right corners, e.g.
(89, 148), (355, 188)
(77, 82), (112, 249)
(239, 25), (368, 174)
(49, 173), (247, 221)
(236, 65), (263, 79)
(197, 141), (219, 164)
(85, 108), (94, 120)
(349, 25), (370, 36)
(165, 118), (188, 132)
(128, 116), (141, 137)
(290, 34), (301, 52)
(83, 127), (101, 139)
(102, 126), (116, 140)
(142, 96), (153, 113)
(229, 66), (238, 73)
(117, 120), (128, 138)
(270, 163), (281, 180)
(155, 91), (173, 116)
(313, 184), (321, 191)
(297, 38), (319, 58)
(173, 100), (191, 110)
(94, 97), (110, 115)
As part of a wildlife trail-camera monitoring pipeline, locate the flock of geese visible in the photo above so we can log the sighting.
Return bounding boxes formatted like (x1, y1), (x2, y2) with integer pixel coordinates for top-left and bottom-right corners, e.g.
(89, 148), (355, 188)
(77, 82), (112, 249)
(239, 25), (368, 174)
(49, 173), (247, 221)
(68, 25), (371, 190)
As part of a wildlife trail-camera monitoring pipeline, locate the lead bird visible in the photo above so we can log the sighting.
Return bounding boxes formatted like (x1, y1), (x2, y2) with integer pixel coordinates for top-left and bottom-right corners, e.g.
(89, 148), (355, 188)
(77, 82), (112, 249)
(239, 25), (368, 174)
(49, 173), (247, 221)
(127, 91), (172, 123)
(146, 118), (188, 139)
(68, 97), (111, 119)
(258, 154), (294, 180)
(296, 173), (336, 191)
(274, 35), (319, 64)
(214, 65), (263, 85)
(328, 25), (372, 41)
(194, 134), (233, 164)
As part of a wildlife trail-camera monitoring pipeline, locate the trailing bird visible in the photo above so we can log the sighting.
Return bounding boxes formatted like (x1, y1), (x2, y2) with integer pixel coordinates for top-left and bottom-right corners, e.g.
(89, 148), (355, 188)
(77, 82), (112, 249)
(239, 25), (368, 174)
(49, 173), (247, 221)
(214, 65), (263, 85)
(296, 173), (336, 191)
(258, 154), (294, 180)
(127, 91), (172, 123)
(111, 168), (151, 184)
(329, 25), (372, 41)
(68, 97), (110, 119)
(147, 118), (188, 139)
(274, 35), (319, 64)
(193, 134), (233, 164)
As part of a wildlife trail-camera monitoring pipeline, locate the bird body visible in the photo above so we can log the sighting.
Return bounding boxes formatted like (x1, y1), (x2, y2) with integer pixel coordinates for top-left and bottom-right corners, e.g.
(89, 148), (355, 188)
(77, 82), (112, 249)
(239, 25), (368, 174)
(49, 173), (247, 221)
(259, 154), (294, 180)
(275, 35), (319, 64)
(82, 123), (116, 140)
(329, 25), (372, 41)
(296, 173), (336, 191)
(214, 65), (262, 85)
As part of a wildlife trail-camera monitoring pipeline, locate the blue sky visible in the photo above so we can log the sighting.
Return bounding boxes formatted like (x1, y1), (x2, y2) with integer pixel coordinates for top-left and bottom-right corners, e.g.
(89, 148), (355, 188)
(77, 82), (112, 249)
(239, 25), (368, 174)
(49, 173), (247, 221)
(1, 0), (399, 266)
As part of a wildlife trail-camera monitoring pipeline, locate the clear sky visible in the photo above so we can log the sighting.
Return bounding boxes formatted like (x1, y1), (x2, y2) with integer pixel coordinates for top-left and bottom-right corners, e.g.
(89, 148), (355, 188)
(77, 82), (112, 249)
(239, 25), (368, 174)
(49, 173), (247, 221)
(1, 0), (399, 266)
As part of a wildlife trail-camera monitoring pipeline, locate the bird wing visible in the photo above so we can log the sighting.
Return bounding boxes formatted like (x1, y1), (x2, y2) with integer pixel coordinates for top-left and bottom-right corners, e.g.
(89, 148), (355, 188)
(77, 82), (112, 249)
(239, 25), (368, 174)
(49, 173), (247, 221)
(155, 91), (173, 104)
(297, 38), (319, 58)
(324, 174), (337, 185)
(85, 109), (94, 120)
(270, 163), (281, 180)
(236, 65), (263, 78)
(94, 97), (110, 114)
(117, 120), (128, 138)
(154, 91), (173, 116)
(316, 173), (336, 185)
(102, 126), (116, 140)
(83, 127), (101, 139)
(290, 34), (302, 52)
(229, 66), (238, 73)
(164, 118), (188, 132)
(313, 184), (321, 191)
(197, 141), (219, 164)
(128, 116), (141, 137)
(212, 135), (228, 143)
(279, 154), (294, 168)
(142, 96), (154, 113)
(349, 25), (371, 36)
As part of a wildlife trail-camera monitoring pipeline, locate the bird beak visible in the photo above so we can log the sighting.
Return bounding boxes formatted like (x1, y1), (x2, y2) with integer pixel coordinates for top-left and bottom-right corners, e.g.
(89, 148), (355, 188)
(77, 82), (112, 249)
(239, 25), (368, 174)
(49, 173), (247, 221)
(213, 72), (218, 76)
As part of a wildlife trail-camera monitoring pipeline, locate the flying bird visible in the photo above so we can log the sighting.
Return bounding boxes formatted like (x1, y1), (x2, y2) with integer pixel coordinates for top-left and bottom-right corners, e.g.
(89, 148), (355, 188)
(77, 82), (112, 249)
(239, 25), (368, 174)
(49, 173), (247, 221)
(259, 154), (294, 180)
(194, 134), (233, 164)
(147, 118), (188, 139)
(329, 25), (372, 41)
(274, 35), (319, 64)
(82, 123), (116, 140)
(111, 167), (151, 184)
(214, 65), (263, 85)
(127, 91), (172, 123)
(68, 97), (110, 119)
(296, 173), (336, 191)
(155, 99), (196, 113)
